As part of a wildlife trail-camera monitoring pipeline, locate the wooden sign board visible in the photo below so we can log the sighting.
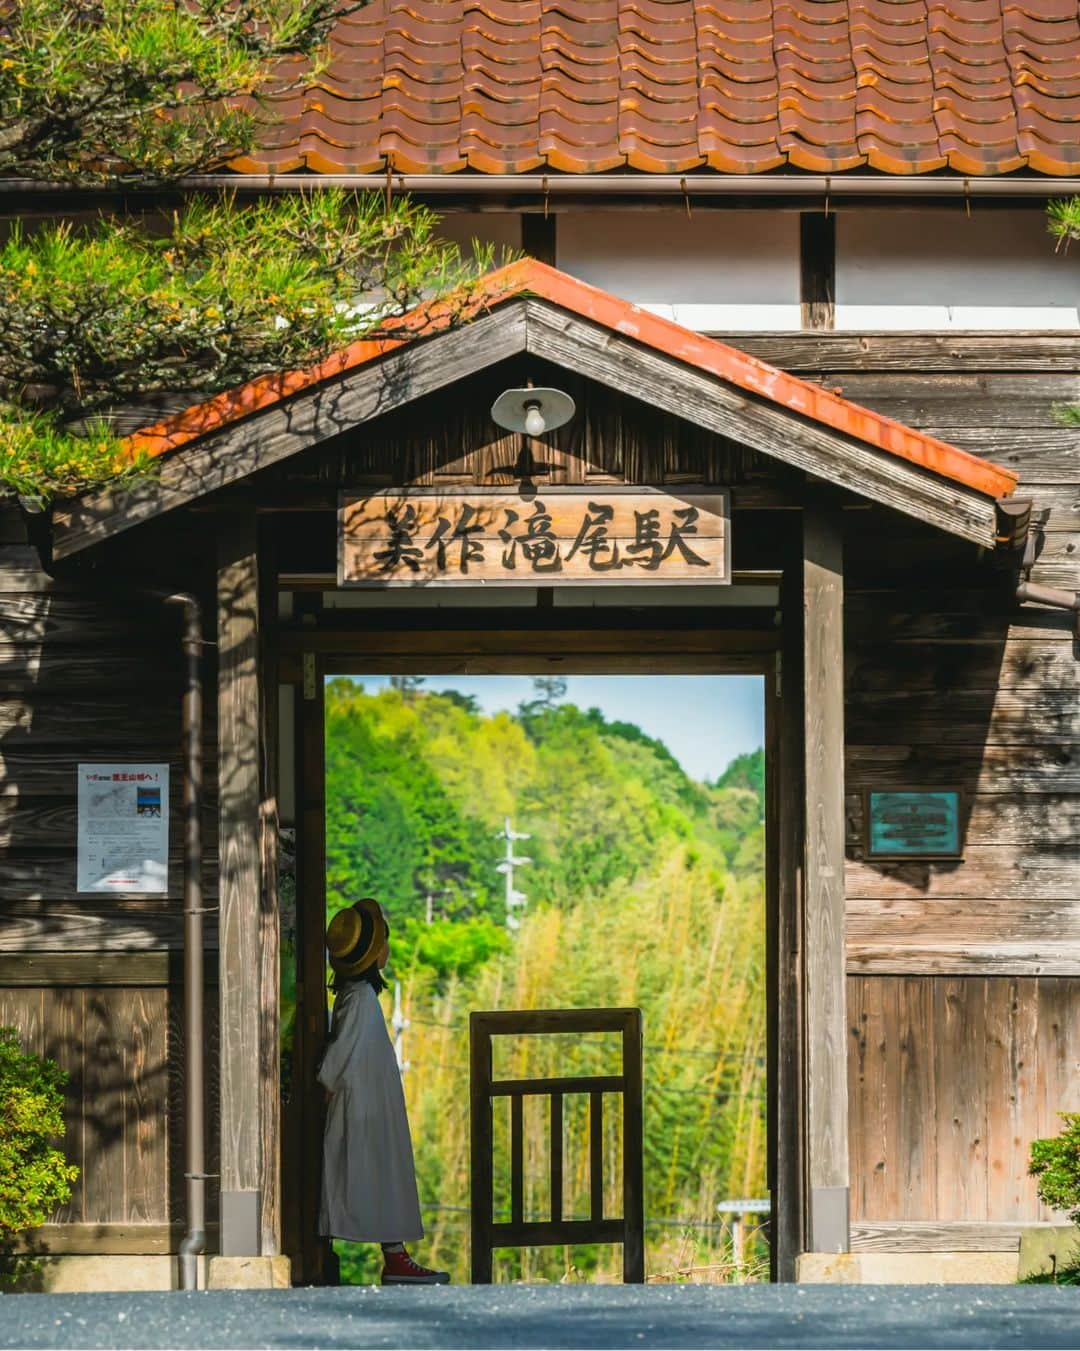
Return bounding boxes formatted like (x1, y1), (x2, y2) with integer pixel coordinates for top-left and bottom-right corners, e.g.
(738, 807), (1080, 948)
(339, 487), (730, 587)
(864, 789), (963, 861)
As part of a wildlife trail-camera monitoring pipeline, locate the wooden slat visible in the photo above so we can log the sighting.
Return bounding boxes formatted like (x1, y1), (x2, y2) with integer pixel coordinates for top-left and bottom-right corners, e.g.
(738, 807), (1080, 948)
(897, 977), (936, 1219)
(52, 305), (530, 558)
(490, 1075), (624, 1097)
(850, 1222), (1029, 1253)
(525, 302), (999, 547)
(19, 1223), (221, 1255)
(936, 979), (988, 1221)
(550, 1093), (563, 1224)
(803, 508), (850, 1252)
(474, 1007), (643, 1035)
(0, 952), (218, 986)
(510, 1095), (524, 1227)
(621, 1011), (645, 1283)
(731, 333), (1080, 374)
(847, 690), (1080, 746)
(0, 903), (218, 952)
(846, 898), (1080, 976)
(845, 744), (1080, 794)
(490, 1219), (625, 1245)
(846, 847), (1080, 901)
(590, 1091), (604, 1222)
(847, 639), (1079, 694)
(469, 1014), (495, 1284)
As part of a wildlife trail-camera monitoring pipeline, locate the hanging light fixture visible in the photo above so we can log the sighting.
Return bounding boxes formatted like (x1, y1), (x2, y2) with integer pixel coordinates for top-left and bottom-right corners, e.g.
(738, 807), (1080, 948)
(490, 386), (576, 438)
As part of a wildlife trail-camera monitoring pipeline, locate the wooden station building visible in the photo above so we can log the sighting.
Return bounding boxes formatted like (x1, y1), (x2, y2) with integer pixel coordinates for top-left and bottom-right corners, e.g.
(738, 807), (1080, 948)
(0, 257), (1077, 1288)
(3, 0), (1080, 1291)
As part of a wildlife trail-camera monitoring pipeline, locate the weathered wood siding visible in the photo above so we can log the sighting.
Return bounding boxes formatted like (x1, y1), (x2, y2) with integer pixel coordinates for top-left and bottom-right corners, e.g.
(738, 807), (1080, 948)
(1, 334), (1077, 1255)
(0, 504), (220, 1249)
(810, 337), (1080, 1233)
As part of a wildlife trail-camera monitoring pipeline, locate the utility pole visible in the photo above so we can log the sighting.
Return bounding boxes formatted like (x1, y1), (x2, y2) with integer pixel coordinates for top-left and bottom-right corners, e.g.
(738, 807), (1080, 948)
(392, 979), (410, 1073)
(496, 816), (531, 931)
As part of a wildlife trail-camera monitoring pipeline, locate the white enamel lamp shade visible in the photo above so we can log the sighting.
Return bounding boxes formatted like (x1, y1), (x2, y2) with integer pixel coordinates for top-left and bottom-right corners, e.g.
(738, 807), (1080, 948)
(490, 386), (576, 437)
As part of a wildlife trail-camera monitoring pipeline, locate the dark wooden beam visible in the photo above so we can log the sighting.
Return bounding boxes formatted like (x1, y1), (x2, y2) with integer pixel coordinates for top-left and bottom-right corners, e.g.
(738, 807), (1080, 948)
(802, 506), (850, 1254)
(800, 213), (836, 332)
(521, 212), (557, 265)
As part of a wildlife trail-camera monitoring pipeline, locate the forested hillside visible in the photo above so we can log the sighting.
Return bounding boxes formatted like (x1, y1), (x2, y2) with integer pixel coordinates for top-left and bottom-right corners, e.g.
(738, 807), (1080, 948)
(323, 678), (767, 1283)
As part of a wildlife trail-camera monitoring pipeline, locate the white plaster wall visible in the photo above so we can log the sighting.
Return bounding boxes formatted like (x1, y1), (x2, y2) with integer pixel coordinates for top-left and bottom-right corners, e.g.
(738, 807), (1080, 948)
(556, 209), (802, 331)
(835, 208), (1080, 330)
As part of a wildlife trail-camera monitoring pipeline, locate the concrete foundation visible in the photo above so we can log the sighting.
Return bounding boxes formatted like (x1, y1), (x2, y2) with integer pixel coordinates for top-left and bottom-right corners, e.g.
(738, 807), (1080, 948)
(11, 1256), (208, 1293)
(11, 1253), (291, 1293)
(207, 1256), (292, 1290)
(797, 1252), (1020, 1284)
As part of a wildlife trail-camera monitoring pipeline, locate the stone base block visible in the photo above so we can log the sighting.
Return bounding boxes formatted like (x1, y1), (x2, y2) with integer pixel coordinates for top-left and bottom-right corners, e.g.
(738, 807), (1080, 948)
(1018, 1226), (1080, 1280)
(206, 1255), (291, 1290)
(797, 1251), (1019, 1284)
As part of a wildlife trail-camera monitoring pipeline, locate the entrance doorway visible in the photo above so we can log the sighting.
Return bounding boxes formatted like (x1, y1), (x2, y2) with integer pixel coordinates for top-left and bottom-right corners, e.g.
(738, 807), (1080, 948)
(281, 615), (792, 1285)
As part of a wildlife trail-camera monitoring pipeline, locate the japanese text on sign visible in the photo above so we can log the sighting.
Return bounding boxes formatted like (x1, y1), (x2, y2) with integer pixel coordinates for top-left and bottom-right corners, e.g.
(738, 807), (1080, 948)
(339, 490), (730, 586)
(77, 763), (169, 894)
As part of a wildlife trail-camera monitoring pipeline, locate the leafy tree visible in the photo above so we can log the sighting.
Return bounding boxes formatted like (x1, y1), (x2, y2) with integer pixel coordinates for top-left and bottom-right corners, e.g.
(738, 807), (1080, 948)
(0, 193), (486, 501)
(0, 1), (359, 184)
(0, 1029), (78, 1265)
(0, 2), (491, 503)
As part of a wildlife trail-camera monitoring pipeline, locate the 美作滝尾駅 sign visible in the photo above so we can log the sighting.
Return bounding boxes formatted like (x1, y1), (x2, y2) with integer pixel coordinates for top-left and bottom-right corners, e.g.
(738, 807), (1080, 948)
(339, 487), (730, 586)
(77, 763), (169, 894)
(864, 789), (963, 861)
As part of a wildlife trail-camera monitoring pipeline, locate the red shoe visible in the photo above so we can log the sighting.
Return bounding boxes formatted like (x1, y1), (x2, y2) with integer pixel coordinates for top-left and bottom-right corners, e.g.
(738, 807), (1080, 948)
(381, 1248), (450, 1285)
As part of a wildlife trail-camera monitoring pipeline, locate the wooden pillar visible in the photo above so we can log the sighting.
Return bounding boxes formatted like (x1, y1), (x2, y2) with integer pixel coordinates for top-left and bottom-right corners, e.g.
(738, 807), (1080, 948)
(217, 512), (279, 1256)
(802, 507), (850, 1253)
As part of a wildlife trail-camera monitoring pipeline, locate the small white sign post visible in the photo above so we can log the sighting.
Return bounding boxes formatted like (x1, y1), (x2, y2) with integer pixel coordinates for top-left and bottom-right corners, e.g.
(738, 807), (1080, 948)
(77, 763), (169, 894)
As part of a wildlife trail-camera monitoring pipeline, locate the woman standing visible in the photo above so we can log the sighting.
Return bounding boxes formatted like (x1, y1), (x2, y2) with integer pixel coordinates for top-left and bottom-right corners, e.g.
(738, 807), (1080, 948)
(318, 897), (450, 1285)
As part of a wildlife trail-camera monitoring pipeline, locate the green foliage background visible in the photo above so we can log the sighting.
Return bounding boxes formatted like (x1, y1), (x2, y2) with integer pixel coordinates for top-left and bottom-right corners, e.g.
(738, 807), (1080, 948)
(320, 679), (767, 1284)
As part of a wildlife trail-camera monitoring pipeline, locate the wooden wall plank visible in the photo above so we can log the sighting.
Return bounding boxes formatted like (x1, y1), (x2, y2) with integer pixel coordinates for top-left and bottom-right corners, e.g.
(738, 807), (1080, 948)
(846, 847), (1080, 901)
(846, 898), (1080, 977)
(217, 512), (266, 1256)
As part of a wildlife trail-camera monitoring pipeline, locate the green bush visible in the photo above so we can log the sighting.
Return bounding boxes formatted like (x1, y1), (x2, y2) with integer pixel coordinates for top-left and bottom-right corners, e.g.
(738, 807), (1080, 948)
(0, 1029), (78, 1240)
(1024, 1112), (1080, 1284)
(1029, 1112), (1080, 1225)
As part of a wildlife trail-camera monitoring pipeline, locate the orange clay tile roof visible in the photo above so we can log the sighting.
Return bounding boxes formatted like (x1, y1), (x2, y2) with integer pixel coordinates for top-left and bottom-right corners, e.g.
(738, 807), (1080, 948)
(127, 259), (1019, 501)
(230, 0), (1080, 178)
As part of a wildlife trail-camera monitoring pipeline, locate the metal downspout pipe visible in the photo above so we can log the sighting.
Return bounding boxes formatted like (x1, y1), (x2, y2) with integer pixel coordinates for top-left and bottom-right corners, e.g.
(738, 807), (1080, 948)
(164, 593), (207, 1292)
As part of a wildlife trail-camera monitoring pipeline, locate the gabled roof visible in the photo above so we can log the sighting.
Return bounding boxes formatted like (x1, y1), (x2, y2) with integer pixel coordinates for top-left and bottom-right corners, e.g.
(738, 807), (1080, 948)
(52, 260), (1017, 559)
(234, 0), (1080, 179)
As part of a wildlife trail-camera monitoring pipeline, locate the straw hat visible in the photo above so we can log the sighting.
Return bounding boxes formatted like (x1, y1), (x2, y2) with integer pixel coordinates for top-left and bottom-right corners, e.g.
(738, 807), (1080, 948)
(326, 898), (388, 977)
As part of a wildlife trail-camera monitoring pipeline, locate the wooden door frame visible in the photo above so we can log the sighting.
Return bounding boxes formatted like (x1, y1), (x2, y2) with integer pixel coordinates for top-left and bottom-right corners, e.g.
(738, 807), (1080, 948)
(279, 618), (803, 1283)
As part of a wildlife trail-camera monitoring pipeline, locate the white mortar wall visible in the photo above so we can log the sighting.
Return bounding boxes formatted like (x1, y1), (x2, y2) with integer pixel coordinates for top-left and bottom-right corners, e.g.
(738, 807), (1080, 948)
(835, 208), (1080, 330)
(556, 209), (801, 330)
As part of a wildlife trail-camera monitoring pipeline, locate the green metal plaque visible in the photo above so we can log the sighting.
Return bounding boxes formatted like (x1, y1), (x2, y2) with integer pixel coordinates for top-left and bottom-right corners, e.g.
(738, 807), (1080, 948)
(865, 789), (962, 860)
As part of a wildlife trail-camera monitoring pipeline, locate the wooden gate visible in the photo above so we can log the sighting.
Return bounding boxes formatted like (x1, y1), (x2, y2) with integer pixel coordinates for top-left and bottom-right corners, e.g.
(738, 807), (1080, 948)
(469, 1008), (644, 1283)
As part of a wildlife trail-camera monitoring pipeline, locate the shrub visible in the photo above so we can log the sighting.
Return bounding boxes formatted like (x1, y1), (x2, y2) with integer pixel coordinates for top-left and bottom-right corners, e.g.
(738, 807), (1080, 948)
(1029, 1112), (1080, 1226)
(0, 1029), (78, 1241)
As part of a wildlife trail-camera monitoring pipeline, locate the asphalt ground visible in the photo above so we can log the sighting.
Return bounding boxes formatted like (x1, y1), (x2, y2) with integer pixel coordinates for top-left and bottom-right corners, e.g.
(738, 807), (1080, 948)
(1, 1285), (1078, 1351)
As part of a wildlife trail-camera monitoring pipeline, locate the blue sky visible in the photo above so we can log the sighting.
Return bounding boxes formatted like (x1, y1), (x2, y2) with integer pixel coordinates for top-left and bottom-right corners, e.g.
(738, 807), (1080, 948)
(350, 675), (763, 783)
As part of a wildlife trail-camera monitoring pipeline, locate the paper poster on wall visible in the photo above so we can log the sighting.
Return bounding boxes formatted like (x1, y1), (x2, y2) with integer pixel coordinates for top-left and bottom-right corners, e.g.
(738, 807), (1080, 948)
(77, 764), (169, 894)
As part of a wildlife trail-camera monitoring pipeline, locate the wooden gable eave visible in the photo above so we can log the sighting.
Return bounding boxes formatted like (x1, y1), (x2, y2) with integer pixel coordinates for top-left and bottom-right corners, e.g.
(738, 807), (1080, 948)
(50, 303), (529, 561)
(51, 295), (1001, 561)
(521, 300), (1000, 550)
